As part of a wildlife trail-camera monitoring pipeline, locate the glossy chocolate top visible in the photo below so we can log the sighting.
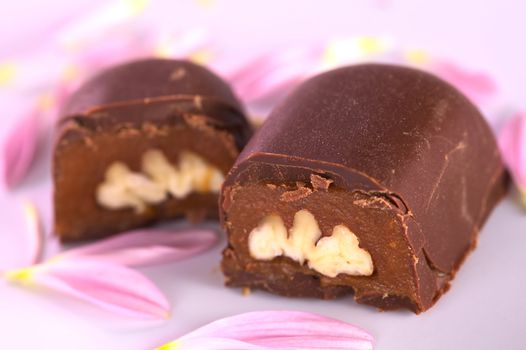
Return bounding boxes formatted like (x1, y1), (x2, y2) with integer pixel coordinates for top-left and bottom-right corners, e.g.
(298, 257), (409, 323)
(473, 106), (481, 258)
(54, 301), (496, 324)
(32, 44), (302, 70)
(226, 64), (506, 274)
(63, 58), (243, 116)
(58, 58), (251, 149)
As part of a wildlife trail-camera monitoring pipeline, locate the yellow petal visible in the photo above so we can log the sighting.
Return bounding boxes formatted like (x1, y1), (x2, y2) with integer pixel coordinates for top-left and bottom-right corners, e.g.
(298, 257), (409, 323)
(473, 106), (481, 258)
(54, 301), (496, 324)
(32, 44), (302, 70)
(189, 49), (214, 65)
(124, 0), (149, 15)
(404, 49), (429, 65)
(156, 340), (181, 350)
(356, 36), (384, 55)
(322, 37), (386, 68)
(37, 93), (55, 111)
(4, 266), (38, 285)
(154, 43), (172, 58)
(0, 62), (17, 86)
(62, 64), (81, 81)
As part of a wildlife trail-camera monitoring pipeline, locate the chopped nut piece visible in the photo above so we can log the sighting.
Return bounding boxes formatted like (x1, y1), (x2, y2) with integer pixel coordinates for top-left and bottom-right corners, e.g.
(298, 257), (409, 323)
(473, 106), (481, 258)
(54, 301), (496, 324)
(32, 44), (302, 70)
(142, 150), (179, 189)
(308, 225), (374, 277)
(96, 162), (166, 213)
(248, 209), (374, 277)
(248, 215), (287, 260)
(96, 149), (224, 212)
(285, 210), (320, 263)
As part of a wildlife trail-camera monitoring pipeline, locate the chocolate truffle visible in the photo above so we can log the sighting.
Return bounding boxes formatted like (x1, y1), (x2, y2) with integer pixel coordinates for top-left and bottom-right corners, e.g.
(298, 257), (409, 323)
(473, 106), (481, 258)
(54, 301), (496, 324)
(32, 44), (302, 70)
(54, 58), (252, 241)
(220, 64), (508, 313)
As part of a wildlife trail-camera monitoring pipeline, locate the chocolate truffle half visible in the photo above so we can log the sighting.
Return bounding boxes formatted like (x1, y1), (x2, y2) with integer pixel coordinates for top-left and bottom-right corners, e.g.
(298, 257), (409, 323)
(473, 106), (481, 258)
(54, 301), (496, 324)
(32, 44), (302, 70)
(220, 64), (508, 313)
(54, 58), (252, 241)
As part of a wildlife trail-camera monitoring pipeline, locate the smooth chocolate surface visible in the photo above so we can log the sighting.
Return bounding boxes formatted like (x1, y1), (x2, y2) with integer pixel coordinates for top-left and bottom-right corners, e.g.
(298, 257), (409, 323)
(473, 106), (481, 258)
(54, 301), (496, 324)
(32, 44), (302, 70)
(54, 59), (252, 241)
(220, 64), (508, 313)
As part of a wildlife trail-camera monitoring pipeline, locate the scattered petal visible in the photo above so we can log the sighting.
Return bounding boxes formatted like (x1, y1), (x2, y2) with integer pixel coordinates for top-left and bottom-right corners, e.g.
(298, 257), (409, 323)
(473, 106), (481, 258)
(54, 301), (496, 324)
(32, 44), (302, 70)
(430, 60), (497, 106)
(322, 37), (390, 68)
(154, 29), (209, 58)
(61, 63), (82, 82)
(227, 46), (323, 103)
(22, 201), (45, 265)
(498, 113), (526, 207)
(158, 337), (262, 350)
(58, 0), (150, 50)
(157, 311), (374, 350)
(36, 93), (56, 112)
(189, 49), (215, 65)
(57, 228), (219, 267)
(5, 259), (169, 319)
(3, 109), (40, 188)
(403, 49), (430, 65)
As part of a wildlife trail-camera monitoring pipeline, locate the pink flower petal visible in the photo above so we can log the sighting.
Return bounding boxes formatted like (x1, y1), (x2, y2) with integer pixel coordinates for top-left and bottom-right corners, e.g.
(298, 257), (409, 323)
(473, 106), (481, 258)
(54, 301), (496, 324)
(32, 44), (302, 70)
(158, 337), (263, 350)
(58, 228), (219, 267)
(22, 201), (45, 265)
(159, 311), (374, 350)
(227, 46), (323, 103)
(3, 109), (40, 188)
(154, 29), (210, 58)
(57, 0), (149, 50)
(498, 113), (526, 198)
(7, 259), (170, 319)
(430, 61), (497, 106)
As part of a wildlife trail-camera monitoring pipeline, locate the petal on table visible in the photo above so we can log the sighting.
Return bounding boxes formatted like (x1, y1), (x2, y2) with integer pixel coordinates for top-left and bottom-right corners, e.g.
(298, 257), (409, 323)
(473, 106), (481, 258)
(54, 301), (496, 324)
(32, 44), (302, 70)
(430, 60), (497, 106)
(58, 228), (219, 267)
(157, 311), (374, 350)
(157, 337), (263, 350)
(57, 0), (150, 49)
(227, 46), (323, 103)
(5, 259), (170, 319)
(3, 110), (40, 189)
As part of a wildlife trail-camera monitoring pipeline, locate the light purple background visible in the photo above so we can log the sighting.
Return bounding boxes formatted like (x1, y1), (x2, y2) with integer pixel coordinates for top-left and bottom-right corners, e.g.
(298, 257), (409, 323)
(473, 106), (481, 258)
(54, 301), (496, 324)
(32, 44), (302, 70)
(1, 1), (525, 349)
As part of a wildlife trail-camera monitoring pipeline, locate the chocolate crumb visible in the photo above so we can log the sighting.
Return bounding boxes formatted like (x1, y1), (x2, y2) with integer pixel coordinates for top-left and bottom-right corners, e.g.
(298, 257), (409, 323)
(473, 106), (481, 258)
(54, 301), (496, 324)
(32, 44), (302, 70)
(193, 95), (203, 110)
(310, 174), (333, 191)
(170, 67), (186, 81)
(279, 186), (313, 202)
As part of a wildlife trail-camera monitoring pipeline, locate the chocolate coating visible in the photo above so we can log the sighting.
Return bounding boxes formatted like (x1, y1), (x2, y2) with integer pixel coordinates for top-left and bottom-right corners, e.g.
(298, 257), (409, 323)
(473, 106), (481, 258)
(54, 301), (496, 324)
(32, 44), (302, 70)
(220, 64), (508, 313)
(54, 58), (252, 241)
